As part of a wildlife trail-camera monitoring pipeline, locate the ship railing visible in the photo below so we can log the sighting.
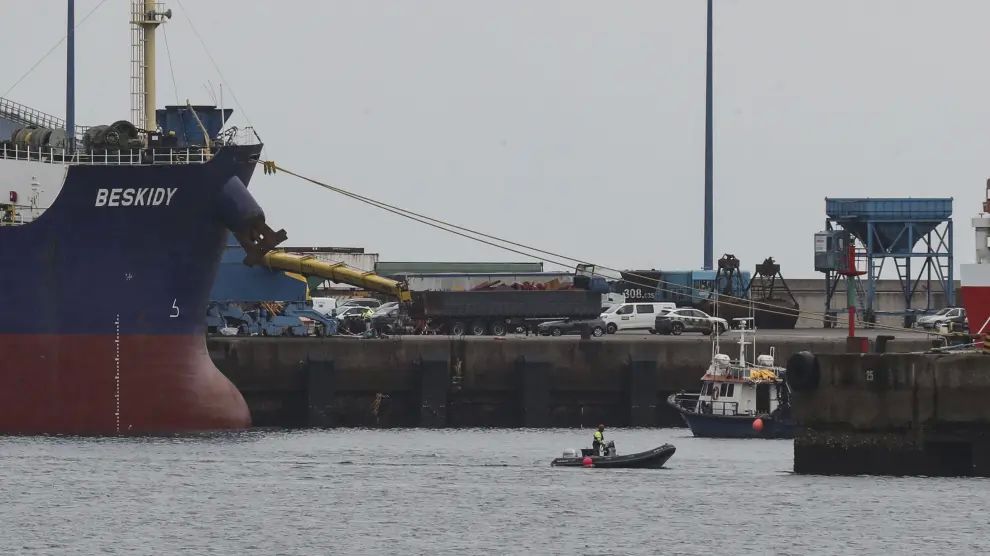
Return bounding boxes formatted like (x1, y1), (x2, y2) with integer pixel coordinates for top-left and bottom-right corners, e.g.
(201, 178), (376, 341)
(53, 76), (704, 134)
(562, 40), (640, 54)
(0, 97), (65, 130)
(671, 392), (700, 412)
(699, 400), (740, 416)
(0, 144), (213, 165)
(215, 125), (262, 147)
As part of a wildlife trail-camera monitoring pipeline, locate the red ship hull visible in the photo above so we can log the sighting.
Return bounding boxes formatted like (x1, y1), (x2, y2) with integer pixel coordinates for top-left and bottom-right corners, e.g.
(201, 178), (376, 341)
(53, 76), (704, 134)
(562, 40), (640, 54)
(0, 334), (249, 434)
(961, 264), (990, 336)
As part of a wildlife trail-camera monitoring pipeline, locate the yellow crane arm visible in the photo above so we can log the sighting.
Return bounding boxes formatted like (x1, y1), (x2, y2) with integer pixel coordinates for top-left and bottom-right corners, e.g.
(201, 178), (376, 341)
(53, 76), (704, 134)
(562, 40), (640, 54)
(261, 251), (412, 303)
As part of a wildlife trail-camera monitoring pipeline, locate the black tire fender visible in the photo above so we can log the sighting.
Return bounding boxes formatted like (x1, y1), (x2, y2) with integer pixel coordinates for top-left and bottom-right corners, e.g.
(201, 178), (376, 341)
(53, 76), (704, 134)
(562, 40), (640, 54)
(786, 351), (820, 392)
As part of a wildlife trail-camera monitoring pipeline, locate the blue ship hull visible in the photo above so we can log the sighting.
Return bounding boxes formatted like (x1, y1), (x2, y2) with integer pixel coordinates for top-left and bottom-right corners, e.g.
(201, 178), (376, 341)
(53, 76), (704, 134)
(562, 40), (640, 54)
(0, 144), (267, 434)
(677, 411), (794, 439)
(667, 394), (794, 439)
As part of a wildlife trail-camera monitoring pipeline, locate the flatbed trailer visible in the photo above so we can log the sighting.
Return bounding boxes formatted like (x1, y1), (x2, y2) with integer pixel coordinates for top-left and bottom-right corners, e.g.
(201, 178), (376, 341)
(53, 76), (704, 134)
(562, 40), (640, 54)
(410, 289), (603, 336)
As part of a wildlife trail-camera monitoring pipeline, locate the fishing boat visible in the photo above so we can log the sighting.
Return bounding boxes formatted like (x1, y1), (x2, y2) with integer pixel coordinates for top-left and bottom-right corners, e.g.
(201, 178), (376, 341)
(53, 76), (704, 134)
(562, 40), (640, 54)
(551, 442), (676, 469)
(667, 318), (794, 438)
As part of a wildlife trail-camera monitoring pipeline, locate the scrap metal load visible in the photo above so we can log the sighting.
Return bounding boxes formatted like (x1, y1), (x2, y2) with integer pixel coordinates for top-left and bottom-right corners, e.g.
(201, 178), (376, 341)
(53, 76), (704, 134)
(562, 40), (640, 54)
(258, 251), (607, 336)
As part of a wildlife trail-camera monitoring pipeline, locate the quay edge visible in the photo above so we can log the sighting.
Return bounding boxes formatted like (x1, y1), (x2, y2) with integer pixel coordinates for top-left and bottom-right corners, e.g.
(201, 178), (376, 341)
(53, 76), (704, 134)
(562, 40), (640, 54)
(208, 334), (930, 429)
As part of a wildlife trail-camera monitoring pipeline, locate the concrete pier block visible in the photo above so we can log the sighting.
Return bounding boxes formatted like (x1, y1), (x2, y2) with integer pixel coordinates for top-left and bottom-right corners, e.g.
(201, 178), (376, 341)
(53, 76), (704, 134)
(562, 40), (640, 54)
(417, 359), (449, 427)
(306, 359), (336, 427)
(627, 359), (658, 427)
(517, 356), (551, 427)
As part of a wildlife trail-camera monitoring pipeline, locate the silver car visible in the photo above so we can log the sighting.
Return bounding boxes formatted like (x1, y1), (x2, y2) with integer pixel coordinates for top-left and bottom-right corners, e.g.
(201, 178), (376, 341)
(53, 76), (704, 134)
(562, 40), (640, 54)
(654, 308), (728, 335)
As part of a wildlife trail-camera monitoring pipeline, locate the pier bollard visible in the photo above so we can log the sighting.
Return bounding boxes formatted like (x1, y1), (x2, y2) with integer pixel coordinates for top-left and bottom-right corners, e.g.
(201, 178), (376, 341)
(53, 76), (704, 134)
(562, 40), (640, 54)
(875, 335), (895, 353)
(516, 356), (551, 427)
(417, 359), (449, 428)
(627, 359), (658, 427)
(306, 359), (337, 427)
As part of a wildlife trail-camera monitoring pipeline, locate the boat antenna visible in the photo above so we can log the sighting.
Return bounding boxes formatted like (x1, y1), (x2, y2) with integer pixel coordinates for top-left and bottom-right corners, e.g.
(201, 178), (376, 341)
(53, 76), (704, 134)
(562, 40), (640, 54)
(219, 82), (225, 131)
(712, 291), (721, 357)
(750, 298), (756, 362)
(66, 0), (75, 153)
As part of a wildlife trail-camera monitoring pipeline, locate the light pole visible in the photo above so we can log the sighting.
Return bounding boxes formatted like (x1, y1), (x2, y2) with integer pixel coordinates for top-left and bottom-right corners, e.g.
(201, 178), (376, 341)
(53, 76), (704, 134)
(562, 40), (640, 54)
(703, 0), (714, 271)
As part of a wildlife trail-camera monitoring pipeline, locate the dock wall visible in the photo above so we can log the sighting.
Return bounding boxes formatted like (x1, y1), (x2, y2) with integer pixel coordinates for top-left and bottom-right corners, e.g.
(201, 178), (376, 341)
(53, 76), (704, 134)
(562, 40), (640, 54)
(209, 335), (931, 429)
(790, 351), (990, 476)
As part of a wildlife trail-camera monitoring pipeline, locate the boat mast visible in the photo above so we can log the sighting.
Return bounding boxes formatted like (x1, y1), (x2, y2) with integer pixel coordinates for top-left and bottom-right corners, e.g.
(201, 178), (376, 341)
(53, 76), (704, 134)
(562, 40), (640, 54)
(66, 0), (75, 151)
(737, 319), (749, 368)
(130, 0), (171, 134)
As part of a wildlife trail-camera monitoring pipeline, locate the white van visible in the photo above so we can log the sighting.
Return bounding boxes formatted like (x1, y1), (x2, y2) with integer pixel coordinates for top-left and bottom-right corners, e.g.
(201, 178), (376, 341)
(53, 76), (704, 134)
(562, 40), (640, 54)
(601, 302), (676, 334)
(600, 292), (626, 312)
(311, 297), (341, 316)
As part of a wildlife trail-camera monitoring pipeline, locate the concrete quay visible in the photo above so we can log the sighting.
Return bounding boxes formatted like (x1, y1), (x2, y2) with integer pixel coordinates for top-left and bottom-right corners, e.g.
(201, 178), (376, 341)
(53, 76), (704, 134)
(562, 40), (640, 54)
(789, 349), (990, 476)
(208, 331), (932, 429)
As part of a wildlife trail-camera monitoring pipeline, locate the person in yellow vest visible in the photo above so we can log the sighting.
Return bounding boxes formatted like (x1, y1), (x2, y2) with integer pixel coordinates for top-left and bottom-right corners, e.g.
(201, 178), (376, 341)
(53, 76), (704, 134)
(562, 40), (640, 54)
(592, 424), (605, 455)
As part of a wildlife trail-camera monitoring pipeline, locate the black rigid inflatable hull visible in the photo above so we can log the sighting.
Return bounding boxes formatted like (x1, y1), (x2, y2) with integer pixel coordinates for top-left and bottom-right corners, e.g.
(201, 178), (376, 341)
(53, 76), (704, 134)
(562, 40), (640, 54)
(551, 444), (676, 469)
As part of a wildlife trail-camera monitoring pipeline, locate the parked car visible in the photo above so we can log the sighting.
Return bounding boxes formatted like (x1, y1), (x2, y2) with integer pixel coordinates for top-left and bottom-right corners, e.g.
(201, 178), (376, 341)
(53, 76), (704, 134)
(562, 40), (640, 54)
(537, 318), (607, 337)
(600, 302), (677, 334)
(337, 298), (382, 310)
(370, 302), (409, 335)
(914, 307), (967, 331)
(332, 305), (373, 319)
(332, 305), (374, 334)
(654, 308), (728, 335)
(310, 297), (340, 316)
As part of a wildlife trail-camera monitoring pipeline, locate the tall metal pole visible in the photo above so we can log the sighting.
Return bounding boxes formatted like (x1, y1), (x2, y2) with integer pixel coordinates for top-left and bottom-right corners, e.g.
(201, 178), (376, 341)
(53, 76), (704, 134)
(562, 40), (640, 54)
(703, 0), (714, 270)
(66, 0), (75, 152)
(846, 244), (857, 340)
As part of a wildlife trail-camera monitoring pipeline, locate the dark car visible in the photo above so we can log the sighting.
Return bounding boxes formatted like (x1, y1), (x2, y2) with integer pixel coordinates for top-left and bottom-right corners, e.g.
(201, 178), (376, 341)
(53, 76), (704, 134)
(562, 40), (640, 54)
(537, 318), (606, 337)
(654, 308), (728, 335)
(370, 302), (410, 335)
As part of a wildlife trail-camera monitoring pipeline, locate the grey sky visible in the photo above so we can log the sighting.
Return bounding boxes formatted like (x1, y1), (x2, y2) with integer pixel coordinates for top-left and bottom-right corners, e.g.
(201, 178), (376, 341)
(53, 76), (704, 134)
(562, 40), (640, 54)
(4, 1), (987, 278)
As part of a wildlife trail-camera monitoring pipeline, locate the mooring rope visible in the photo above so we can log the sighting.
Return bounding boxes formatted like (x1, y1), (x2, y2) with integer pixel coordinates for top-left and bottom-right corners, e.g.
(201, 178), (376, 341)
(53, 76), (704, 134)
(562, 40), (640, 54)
(259, 160), (957, 339)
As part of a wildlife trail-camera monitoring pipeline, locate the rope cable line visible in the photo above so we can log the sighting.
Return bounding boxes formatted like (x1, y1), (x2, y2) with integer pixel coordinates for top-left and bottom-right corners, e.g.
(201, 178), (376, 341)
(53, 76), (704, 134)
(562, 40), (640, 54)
(259, 161), (949, 338)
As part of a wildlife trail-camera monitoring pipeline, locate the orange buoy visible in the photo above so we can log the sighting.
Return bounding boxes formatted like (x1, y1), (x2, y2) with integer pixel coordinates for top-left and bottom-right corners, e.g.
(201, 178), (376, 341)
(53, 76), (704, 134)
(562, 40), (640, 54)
(582, 456), (593, 467)
(752, 418), (764, 433)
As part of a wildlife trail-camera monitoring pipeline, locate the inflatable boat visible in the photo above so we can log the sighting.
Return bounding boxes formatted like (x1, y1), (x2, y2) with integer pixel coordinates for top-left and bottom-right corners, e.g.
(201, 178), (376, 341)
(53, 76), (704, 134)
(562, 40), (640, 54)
(551, 442), (675, 469)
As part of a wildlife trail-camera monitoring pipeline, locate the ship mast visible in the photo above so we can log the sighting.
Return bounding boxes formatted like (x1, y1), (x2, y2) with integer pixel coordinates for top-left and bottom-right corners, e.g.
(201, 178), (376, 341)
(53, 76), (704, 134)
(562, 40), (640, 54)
(66, 0), (75, 151)
(130, 0), (171, 134)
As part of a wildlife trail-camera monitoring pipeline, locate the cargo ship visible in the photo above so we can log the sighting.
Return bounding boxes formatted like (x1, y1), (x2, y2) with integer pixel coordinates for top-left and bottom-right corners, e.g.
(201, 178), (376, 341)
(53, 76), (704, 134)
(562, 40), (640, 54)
(961, 181), (990, 336)
(0, 1), (283, 434)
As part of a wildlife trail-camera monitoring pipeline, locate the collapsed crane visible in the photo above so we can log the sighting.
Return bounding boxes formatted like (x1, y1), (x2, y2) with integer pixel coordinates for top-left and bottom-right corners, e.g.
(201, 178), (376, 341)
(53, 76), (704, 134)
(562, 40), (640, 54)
(261, 251), (412, 303)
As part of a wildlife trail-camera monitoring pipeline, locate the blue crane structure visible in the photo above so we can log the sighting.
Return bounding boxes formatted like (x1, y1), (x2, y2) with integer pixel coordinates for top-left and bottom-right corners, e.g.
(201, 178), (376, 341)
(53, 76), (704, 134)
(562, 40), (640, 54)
(816, 198), (954, 327)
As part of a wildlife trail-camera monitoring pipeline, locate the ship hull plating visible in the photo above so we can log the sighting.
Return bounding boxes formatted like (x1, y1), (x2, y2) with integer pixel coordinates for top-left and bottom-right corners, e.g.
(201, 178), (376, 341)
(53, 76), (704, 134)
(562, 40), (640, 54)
(961, 264), (990, 336)
(0, 145), (263, 434)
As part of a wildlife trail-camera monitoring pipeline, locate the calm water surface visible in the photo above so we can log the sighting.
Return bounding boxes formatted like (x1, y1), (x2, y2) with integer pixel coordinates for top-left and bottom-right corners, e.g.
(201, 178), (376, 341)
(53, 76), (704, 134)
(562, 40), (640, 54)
(1, 428), (986, 555)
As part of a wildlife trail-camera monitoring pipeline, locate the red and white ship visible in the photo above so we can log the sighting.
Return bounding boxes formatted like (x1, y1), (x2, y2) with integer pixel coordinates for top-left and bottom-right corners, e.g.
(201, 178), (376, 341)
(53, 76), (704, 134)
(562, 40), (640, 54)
(960, 181), (990, 336)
